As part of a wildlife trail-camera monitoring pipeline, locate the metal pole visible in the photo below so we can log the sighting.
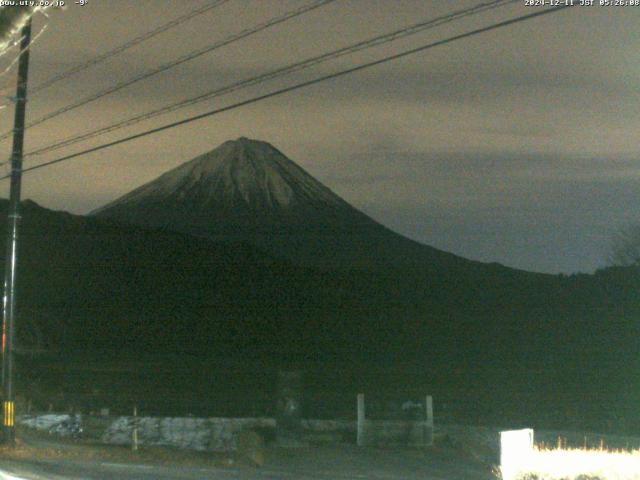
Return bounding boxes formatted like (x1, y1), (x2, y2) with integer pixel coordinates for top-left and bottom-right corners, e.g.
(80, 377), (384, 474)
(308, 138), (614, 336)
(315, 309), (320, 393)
(132, 405), (138, 451)
(357, 393), (365, 446)
(2, 18), (32, 445)
(425, 395), (433, 447)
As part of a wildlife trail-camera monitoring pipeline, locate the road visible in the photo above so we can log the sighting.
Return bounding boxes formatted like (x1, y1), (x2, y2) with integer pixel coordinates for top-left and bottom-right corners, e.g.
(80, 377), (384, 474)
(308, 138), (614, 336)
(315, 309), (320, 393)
(0, 445), (495, 480)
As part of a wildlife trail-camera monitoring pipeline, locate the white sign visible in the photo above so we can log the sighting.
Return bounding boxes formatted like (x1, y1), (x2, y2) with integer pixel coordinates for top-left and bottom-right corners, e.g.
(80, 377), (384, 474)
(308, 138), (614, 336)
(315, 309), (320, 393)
(500, 428), (534, 480)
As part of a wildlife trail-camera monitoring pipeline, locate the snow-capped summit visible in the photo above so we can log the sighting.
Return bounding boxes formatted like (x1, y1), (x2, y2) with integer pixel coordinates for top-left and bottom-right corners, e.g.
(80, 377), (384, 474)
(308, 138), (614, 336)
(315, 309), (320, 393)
(92, 137), (470, 268)
(94, 137), (358, 222)
(92, 137), (378, 234)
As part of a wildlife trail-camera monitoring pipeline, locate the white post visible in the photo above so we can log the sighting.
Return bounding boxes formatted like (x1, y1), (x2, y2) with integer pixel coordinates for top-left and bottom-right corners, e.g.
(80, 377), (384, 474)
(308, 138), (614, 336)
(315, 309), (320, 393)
(425, 395), (434, 446)
(357, 393), (366, 447)
(132, 405), (139, 451)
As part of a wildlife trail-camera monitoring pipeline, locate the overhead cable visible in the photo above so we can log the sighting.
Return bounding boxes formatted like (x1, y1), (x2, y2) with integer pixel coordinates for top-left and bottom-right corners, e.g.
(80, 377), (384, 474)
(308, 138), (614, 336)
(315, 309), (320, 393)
(0, 0), (334, 144)
(3, 5), (574, 180)
(30, 0), (231, 96)
(27, 0), (516, 158)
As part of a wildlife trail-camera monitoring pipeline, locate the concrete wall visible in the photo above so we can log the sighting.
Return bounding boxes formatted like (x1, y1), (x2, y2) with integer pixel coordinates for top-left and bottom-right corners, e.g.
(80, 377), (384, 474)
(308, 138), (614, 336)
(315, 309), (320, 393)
(19, 414), (430, 451)
(20, 414), (276, 451)
(20, 413), (639, 457)
(104, 416), (276, 451)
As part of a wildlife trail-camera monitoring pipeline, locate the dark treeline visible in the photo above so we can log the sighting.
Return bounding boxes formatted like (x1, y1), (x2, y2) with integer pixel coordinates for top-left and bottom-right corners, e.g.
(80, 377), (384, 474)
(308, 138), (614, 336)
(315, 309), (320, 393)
(2, 200), (638, 434)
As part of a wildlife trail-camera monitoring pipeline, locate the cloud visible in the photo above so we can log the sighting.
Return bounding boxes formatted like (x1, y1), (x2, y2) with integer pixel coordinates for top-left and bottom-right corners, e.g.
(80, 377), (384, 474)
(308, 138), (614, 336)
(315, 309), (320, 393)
(6, 1), (640, 274)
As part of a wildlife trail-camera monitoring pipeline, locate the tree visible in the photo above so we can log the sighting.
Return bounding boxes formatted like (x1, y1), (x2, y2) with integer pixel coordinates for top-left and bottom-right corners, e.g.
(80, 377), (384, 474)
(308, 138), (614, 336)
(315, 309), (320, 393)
(609, 224), (640, 267)
(0, 6), (33, 48)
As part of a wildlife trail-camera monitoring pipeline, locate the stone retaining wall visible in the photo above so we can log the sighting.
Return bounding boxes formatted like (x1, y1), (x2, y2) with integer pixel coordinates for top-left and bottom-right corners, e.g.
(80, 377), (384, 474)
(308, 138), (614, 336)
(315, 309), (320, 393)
(19, 414), (640, 457)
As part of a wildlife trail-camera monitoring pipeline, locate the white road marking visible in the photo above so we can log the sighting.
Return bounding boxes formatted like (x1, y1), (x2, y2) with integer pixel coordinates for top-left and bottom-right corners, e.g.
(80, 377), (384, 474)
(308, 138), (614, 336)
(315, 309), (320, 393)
(0, 470), (29, 480)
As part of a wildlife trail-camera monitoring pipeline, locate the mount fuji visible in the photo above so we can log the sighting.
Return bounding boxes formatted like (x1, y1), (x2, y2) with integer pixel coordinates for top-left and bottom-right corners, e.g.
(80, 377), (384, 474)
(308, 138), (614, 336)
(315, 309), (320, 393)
(92, 137), (487, 271)
(8, 140), (639, 427)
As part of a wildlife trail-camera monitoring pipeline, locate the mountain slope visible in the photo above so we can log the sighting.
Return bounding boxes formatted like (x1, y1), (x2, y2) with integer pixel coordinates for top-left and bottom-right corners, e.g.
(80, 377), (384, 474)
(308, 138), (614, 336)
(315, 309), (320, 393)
(0, 200), (479, 358)
(92, 137), (483, 270)
(0, 199), (574, 360)
(2, 201), (639, 431)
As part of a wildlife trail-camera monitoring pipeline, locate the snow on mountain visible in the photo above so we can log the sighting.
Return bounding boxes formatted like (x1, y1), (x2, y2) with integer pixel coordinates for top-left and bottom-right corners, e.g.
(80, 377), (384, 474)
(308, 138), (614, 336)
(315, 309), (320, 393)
(92, 137), (380, 233)
(92, 137), (474, 269)
(96, 138), (348, 212)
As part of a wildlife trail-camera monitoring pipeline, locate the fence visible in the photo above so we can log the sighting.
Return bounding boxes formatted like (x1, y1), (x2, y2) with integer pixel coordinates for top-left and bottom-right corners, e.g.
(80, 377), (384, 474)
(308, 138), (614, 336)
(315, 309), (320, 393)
(356, 393), (434, 447)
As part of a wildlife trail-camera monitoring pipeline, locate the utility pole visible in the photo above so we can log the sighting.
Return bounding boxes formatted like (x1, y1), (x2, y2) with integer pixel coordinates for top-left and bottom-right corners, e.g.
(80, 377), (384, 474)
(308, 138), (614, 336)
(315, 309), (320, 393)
(1, 17), (32, 445)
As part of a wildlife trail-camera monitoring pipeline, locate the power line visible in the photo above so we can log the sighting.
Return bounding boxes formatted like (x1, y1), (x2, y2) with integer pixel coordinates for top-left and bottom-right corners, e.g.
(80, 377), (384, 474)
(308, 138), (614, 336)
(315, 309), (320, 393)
(0, 1), (228, 112)
(28, 0), (231, 96)
(27, 0), (516, 158)
(0, 0), (335, 144)
(2, 5), (574, 181)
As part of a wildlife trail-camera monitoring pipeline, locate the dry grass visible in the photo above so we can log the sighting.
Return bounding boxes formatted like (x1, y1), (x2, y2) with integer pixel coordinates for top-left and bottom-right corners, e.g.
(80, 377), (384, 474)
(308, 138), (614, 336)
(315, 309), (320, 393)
(501, 442), (640, 480)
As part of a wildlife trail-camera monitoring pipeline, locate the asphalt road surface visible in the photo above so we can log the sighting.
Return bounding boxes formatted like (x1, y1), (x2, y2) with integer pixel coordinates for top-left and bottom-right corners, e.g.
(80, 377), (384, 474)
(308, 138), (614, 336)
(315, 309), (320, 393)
(0, 445), (495, 480)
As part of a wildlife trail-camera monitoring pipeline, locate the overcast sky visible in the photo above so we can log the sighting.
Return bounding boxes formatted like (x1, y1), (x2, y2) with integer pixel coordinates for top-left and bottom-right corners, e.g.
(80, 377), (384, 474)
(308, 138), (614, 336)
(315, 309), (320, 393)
(0, 0), (638, 274)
